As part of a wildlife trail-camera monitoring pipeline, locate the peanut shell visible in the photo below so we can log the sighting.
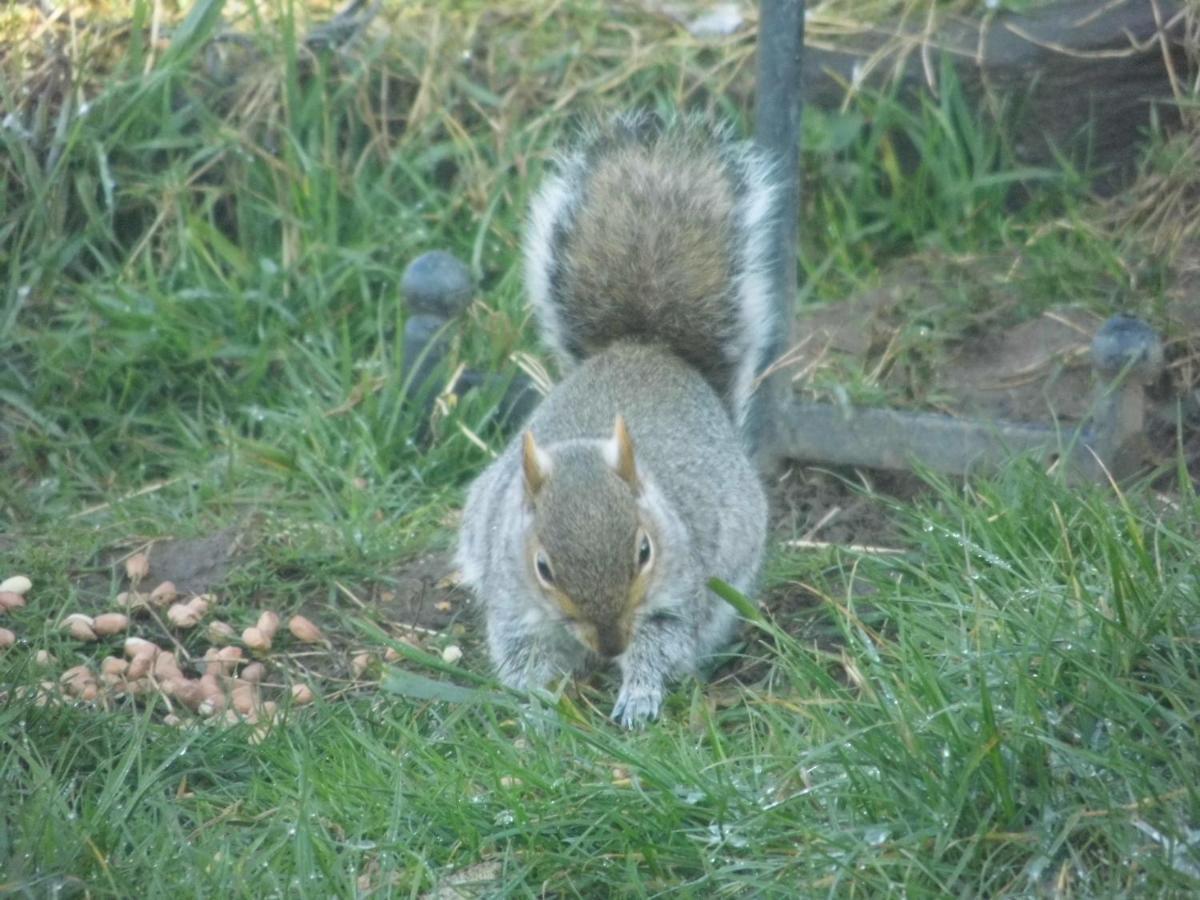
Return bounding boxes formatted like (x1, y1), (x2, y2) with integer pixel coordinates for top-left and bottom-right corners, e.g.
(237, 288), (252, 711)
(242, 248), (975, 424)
(287, 614), (323, 643)
(0, 575), (32, 595)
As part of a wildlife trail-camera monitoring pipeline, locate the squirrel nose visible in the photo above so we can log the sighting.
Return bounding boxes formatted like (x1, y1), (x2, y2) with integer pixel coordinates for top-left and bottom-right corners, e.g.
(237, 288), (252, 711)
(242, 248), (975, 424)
(595, 625), (628, 659)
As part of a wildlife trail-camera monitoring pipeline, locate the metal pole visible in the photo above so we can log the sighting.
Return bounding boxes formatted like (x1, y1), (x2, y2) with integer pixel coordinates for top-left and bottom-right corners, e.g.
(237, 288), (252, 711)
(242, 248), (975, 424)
(752, 0), (805, 463)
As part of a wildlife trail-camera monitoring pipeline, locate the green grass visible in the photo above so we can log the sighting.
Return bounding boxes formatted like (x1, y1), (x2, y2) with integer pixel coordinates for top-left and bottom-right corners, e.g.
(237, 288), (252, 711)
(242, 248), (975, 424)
(2, 0), (1198, 896)
(4, 468), (1197, 895)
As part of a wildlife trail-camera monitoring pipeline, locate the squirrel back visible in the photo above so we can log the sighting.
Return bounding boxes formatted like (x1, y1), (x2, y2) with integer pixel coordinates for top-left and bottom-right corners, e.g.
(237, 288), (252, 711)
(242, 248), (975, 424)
(524, 112), (781, 432)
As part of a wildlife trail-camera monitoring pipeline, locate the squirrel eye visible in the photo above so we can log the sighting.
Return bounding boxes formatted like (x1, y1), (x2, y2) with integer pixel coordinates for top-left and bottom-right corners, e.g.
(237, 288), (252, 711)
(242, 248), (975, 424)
(637, 532), (653, 569)
(534, 550), (555, 586)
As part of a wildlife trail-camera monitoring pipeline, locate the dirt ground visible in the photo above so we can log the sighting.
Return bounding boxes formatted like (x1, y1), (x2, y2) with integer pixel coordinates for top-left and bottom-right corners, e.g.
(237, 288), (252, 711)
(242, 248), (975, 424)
(75, 528), (248, 604)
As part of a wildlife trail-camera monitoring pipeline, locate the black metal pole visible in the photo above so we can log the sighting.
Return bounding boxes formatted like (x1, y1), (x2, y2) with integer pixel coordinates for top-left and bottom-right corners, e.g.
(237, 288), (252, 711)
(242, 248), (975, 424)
(752, 0), (805, 464)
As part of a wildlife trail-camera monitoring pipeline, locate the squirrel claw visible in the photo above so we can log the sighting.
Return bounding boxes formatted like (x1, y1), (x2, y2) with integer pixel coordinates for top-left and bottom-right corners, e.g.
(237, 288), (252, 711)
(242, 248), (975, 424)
(612, 683), (664, 729)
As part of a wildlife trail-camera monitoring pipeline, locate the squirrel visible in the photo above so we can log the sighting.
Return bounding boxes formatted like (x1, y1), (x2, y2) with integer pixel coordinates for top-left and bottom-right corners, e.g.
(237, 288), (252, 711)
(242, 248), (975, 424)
(456, 112), (780, 727)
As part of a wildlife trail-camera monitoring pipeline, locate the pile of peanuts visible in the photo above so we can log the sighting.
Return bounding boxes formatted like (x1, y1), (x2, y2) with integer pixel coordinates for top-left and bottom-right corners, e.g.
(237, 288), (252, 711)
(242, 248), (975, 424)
(2, 552), (461, 734)
(1, 557), (329, 733)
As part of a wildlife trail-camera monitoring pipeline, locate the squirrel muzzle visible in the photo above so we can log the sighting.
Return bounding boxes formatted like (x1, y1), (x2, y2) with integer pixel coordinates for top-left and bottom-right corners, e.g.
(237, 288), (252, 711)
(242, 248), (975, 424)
(571, 616), (633, 658)
(595, 623), (629, 659)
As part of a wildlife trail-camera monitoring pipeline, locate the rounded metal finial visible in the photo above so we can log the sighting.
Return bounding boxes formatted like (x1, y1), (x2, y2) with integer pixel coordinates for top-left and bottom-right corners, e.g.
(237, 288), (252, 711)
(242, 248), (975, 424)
(401, 251), (473, 318)
(1090, 314), (1164, 382)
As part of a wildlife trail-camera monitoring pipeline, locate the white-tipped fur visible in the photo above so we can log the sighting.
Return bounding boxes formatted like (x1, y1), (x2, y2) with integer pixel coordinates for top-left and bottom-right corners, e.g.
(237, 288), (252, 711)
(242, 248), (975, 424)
(726, 145), (779, 432)
(601, 432), (621, 471)
(523, 113), (780, 434)
(524, 159), (586, 371)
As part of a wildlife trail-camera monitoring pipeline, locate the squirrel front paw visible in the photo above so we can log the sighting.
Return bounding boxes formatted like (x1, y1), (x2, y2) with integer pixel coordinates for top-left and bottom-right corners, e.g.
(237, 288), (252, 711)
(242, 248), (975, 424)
(612, 681), (665, 729)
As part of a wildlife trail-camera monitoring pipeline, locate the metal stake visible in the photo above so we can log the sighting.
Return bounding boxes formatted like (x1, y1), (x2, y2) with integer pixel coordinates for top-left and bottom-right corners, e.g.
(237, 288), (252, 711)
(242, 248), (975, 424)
(751, 0), (806, 459)
(771, 313), (1164, 479)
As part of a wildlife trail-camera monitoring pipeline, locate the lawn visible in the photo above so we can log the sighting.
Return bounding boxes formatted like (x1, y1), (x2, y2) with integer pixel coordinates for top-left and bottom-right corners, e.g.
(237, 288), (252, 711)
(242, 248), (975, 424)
(2, 0), (1198, 896)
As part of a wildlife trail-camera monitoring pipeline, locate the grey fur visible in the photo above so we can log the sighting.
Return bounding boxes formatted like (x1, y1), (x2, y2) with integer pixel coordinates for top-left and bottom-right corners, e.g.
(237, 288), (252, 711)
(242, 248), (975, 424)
(525, 111), (781, 435)
(459, 116), (772, 727)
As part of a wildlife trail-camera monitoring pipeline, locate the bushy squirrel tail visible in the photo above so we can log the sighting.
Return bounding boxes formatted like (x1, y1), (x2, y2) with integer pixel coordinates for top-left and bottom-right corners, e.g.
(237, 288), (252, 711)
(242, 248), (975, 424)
(524, 111), (782, 431)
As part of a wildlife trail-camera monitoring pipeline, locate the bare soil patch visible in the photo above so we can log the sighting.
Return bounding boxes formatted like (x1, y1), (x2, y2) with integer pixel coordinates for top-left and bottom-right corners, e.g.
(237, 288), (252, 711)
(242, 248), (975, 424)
(72, 527), (249, 607)
(373, 552), (465, 633)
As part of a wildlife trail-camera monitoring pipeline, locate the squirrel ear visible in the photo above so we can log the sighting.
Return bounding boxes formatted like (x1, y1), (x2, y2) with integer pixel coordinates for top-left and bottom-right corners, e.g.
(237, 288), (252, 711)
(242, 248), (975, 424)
(604, 415), (640, 490)
(522, 431), (550, 496)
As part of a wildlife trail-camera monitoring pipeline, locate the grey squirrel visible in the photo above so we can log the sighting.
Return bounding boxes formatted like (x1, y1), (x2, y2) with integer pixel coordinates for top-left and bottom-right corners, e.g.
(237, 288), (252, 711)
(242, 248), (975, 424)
(457, 112), (780, 727)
